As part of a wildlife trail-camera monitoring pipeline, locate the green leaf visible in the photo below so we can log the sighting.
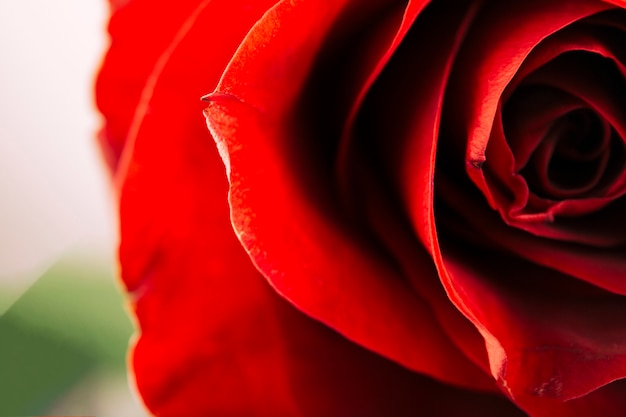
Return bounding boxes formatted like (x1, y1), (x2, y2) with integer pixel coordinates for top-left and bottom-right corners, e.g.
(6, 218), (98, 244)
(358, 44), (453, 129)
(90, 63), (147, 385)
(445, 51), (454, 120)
(0, 253), (134, 415)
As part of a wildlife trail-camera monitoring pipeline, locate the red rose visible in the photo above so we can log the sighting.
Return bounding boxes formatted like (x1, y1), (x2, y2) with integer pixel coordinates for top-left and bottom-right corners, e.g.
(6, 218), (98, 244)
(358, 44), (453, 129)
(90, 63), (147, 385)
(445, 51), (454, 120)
(96, 0), (626, 416)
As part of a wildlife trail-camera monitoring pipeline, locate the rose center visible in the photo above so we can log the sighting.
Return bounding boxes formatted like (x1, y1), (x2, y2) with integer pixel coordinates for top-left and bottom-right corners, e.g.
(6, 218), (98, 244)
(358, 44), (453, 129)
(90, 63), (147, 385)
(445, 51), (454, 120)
(521, 108), (615, 199)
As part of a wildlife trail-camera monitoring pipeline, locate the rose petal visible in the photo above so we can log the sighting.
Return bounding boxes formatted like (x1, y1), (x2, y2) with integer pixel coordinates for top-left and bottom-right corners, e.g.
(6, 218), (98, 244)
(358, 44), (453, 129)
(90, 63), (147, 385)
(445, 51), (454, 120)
(520, 378), (626, 417)
(604, 0), (626, 9)
(114, 0), (278, 291)
(100, 0), (524, 413)
(205, 0), (495, 390)
(441, 242), (626, 412)
(335, 0), (428, 196)
(355, 165), (496, 381)
(437, 177), (626, 297)
(95, 0), (206, 170)
(408, 0), (623, 406)
(348, 0), (497, 384)
(123, 105), (524, 415)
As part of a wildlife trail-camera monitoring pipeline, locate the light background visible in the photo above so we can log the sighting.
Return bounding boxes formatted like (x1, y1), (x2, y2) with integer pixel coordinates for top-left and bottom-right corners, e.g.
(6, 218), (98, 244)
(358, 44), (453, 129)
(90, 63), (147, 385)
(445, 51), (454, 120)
(0, 0), (146, 415)
(0, 0), (113, 293)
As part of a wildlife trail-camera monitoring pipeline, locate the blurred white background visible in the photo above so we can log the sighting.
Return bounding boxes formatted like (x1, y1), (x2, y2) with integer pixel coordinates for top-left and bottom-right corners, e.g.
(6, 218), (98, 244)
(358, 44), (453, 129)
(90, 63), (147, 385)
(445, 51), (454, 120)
(0, 0), (115, 298)
(0, 1), (146, 415)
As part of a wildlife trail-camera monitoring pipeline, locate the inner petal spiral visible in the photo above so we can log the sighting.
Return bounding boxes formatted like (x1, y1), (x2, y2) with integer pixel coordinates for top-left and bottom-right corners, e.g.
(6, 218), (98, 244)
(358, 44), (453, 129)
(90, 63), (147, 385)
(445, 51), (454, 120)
(437, 8), (626, 245)
(508, 96), (617, 200)
(462, 15), (626, 239)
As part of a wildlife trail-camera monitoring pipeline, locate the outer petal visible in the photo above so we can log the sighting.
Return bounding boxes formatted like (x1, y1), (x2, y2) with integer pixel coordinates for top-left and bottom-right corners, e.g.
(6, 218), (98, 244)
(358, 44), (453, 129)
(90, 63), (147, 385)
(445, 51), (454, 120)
(98, 0), (528, 415)
(95, 0), (205, 170)
(204, 0), (495, 390)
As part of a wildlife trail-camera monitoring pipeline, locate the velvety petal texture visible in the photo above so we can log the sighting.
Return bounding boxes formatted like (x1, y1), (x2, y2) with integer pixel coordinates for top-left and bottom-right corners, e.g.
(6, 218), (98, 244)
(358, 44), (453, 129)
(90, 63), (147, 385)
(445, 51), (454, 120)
(205, 0), (495, 391)
(97, 0), (626, 416)
(95, 0), (205, 170)
(97, 0), (511, 415)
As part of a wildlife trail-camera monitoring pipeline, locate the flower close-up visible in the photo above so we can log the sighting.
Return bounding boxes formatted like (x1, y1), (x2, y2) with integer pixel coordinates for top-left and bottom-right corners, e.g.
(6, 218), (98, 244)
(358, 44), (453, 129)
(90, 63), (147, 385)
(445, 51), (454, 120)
(96, 0), (626, 416)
